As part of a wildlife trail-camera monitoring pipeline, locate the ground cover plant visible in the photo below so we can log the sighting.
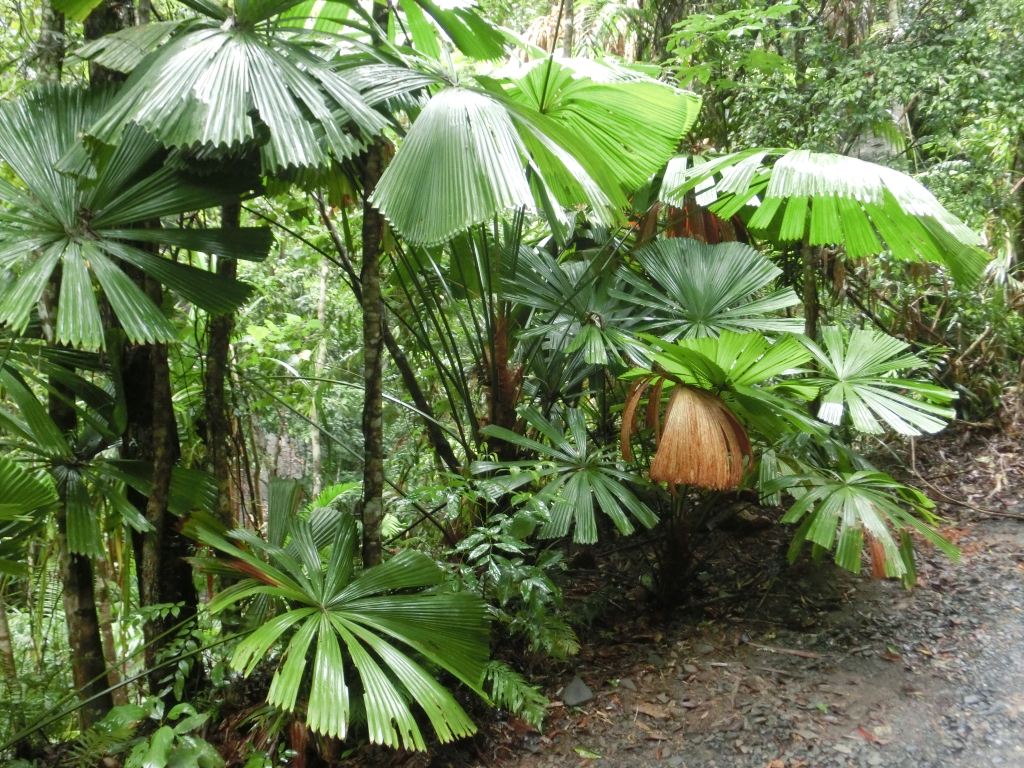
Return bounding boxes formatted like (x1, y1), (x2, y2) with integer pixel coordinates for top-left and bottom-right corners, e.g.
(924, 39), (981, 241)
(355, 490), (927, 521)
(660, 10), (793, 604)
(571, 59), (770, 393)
(0, 0), (1019, 764)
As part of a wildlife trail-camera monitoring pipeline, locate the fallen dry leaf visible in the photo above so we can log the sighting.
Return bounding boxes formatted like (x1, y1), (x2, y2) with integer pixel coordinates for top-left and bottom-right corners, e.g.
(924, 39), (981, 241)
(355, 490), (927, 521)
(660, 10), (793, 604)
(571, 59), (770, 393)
(635, 701), (672, 720)
(856, 726), (879, 743)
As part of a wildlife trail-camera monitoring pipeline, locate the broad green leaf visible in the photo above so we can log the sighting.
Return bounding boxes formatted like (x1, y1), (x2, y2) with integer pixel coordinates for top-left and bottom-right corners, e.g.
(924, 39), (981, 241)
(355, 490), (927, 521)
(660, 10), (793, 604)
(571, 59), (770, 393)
(193, 508), (491, 749)
(665, 148), (988, 285)
(0, 456), (55, 519)
(0, 86), (254, 349)
(803, 327), (956, 436)
(770, 468), (958, 578)
(615, 238), (802, 339)
(372, 88), (535, 247)
(475, 408), (657, 543)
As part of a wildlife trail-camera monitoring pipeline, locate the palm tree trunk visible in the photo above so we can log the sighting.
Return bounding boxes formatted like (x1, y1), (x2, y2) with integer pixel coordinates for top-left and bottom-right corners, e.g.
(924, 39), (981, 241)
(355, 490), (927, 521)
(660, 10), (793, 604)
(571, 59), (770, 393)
(204, 202), (240, 525)
(311, 257), (329, 495)
(1012, 133), (1024, 265)
(802, 238), (820, 340)
(560, 0), (573, 56)
(0, 582), (19, 698)
(360, 139), (387, 568)
(36, 0), (65, 82)
(127, 328), (202, 697)
(34, 4), (114, 729)
(56, 513), (113, 728)
(94, 557), (127, 705)
(316, 198), (460, 473)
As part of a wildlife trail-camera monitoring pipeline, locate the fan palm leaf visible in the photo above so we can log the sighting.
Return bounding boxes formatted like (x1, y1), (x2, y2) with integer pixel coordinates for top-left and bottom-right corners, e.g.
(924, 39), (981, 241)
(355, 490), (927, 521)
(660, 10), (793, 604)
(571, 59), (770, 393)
(0, 358), (215, 556)
(621, 331), (820, 471)
(70, 0), (387, 174)
(472, 408), (657, 544)
(614, 237), (802, 339)
(191, 512), (490, 749)
(373, 61), (700, 246)
(0, 86), (267, 350)
(505, 249), (645, 366)
(662, 149), (988, 284)
(802, 326), (957, 436)
(0, 457), (55, 577)
(768, 468), (958, 581)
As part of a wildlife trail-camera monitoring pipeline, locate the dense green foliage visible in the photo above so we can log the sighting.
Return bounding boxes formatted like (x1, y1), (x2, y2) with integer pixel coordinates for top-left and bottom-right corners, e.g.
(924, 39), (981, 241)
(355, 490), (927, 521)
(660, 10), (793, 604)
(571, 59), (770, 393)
(0, 0), (1018, 764)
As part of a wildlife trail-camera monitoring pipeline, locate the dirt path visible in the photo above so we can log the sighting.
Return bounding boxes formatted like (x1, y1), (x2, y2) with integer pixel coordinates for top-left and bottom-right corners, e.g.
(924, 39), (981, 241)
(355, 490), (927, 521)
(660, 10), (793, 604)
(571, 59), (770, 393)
(474, 427), (1024, 768)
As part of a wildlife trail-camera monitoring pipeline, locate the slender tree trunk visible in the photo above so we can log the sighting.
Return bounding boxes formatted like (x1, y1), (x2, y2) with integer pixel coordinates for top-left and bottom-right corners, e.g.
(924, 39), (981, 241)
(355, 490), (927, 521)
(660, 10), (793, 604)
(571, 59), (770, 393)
(204, 202), (239, 525)
(560, 0), (574, 56)
(83, 0), (133, 82)
(802, 239), (820, 340)
(36, 0), (65, 81)
(316, 199), (460, 473)
(311, 257), (329, 495)
(360, 140), (387, 568)
(1012, 133), (1024, 266)
(123, 315), (201, 697)
(94, 558), (127, 705)
(0, 583), (19, 699)
(49, 373), (113, 727)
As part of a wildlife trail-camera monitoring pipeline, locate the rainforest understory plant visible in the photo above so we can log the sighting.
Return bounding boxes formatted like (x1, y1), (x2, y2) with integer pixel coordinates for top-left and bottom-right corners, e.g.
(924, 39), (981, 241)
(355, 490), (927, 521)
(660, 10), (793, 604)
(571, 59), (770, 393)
(0, 0), (1018, 763)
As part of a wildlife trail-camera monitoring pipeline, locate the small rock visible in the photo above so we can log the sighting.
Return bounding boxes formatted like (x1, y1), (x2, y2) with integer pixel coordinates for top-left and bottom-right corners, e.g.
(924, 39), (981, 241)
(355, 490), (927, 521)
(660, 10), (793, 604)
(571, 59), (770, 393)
(618, 677), (637, 691)
(562, 676), (594, 707)
(696, 643), (715, 655)
(964, 694), (981, 705)
(646, 652), (667, 667)
(683, 663), (699, 674)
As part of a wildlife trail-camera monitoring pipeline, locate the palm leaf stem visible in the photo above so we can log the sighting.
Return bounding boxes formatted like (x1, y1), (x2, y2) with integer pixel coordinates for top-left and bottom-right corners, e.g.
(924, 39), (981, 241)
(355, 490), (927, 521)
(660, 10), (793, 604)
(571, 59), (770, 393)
(238, 374), (458, 543)
(387, 245), (479, 444)
(313, 195), (464, 467)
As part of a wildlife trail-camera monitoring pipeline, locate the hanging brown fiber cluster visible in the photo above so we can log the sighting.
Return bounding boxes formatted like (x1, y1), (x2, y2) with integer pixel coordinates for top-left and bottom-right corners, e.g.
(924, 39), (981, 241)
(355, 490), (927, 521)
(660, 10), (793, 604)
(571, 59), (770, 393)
(621, 378), (752, 490)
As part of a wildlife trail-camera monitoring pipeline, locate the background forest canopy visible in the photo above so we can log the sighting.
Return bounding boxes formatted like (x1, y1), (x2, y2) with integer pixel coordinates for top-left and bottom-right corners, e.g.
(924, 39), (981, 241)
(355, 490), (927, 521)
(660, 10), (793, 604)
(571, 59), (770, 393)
(0, 0), (1021, 763)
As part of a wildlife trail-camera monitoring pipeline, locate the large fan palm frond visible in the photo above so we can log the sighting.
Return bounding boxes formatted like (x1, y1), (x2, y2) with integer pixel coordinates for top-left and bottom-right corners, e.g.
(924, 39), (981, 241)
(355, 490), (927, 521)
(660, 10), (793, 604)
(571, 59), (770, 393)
(71, 0), (387, 174)
(614, 237), (802, 339)
(0, 456), (56, 577)
(662, 149), (988, 285)
(504, 59), (701, 194)
(768, 468), (958, 582)
(191, 512), (490, 749)
(0, 456), (57, 520)
(0, 358), (216, 556)
(373, 61), (700, 246)
(472, 408), (658, 544)
(505, 249), (646, 366)
(625, 331), (820, 448)
(0, 86), (267, 350)
(802, 326), (957, 436)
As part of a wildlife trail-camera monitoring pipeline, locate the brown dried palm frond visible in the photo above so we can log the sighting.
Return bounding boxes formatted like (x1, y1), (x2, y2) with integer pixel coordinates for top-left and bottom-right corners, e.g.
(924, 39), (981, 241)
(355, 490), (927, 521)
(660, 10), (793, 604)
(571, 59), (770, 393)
(621, 377), (751, 490)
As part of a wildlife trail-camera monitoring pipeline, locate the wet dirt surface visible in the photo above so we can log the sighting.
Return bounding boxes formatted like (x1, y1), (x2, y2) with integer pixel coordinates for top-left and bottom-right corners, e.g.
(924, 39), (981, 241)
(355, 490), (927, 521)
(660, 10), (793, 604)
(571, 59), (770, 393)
(472, 424), (1024, 768)
(343, 420), (1024, 768)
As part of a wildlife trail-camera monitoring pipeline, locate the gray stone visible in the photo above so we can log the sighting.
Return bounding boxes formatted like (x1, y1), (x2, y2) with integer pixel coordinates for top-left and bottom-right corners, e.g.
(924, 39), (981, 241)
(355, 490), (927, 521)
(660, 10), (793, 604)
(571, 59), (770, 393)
(562, 675), (594, 707)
